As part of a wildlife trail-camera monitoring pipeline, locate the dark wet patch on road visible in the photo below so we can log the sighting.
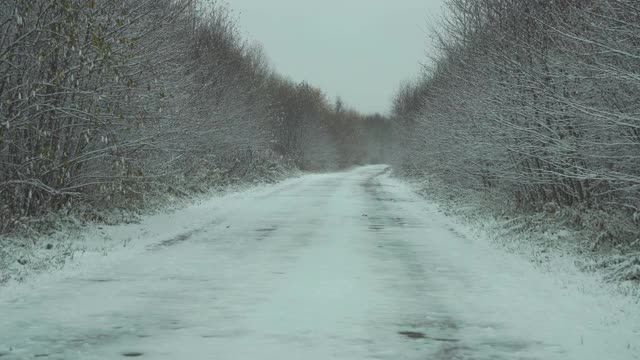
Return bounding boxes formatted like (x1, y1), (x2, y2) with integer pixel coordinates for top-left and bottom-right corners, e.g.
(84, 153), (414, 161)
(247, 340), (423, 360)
(256, 226), (277, 233)
(399, 331), (459, 342)
(82, 278), (116, 283)
(366, 215), (413, 233)
(399, 330), (426, 339)
(374, 196), (417, 203)
(429, 336), (459, 342)
(399, 317), (462, 344)
(445, 225), (473, 244)
(429, 333), (549, 360)
(146, 229), (203, 251)
(167, 320), (184, 331)
(0, 352), (8, 357)
(121, 351), (144, 357)
(255, 226), (278, 241)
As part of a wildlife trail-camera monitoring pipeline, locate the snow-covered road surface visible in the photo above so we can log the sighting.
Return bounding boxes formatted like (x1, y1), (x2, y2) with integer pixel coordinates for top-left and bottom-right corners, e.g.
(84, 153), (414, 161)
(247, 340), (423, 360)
(1, 166), (638, 359)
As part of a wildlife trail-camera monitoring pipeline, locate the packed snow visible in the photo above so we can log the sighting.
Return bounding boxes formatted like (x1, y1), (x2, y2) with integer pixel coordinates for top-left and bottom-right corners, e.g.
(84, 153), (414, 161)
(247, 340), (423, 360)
(1, 166), (638, 359)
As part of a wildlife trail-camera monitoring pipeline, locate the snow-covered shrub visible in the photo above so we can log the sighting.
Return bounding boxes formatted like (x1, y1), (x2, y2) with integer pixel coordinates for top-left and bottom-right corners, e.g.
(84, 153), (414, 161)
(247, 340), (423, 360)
(0, 1), (389, 236)
(389, 0), (640, 260)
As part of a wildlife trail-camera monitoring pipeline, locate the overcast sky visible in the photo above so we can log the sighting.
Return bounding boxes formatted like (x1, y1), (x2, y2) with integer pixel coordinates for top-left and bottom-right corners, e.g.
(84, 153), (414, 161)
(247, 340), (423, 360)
(227, 0), (446, 115)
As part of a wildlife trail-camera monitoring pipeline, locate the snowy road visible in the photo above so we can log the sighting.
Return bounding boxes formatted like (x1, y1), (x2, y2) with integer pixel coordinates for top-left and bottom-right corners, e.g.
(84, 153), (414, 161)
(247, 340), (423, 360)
(1, 166), (638, 359)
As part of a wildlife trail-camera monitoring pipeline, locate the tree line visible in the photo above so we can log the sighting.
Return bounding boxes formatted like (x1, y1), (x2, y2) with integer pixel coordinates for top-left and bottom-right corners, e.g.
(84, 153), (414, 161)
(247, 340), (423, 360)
(391, 0), (640, 248)
(0, 0), (389, 234)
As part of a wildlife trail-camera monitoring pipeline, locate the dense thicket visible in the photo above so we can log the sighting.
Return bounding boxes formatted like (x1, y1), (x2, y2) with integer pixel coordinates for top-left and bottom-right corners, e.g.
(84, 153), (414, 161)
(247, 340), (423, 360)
(0, 0), (388, 234)
(391, 0), (640, 248)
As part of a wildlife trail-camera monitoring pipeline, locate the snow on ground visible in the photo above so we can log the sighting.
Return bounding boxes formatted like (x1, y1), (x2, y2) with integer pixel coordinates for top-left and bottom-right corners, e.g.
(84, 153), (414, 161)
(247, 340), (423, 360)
(0, 164), (299, 286)
(0, 174), (306, 297)
(0, 165), (638, 359)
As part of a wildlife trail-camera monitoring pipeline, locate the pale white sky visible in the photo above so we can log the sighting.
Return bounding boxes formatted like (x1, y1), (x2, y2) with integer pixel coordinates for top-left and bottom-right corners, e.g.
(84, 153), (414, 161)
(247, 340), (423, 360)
(226, 0), (446, 114)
